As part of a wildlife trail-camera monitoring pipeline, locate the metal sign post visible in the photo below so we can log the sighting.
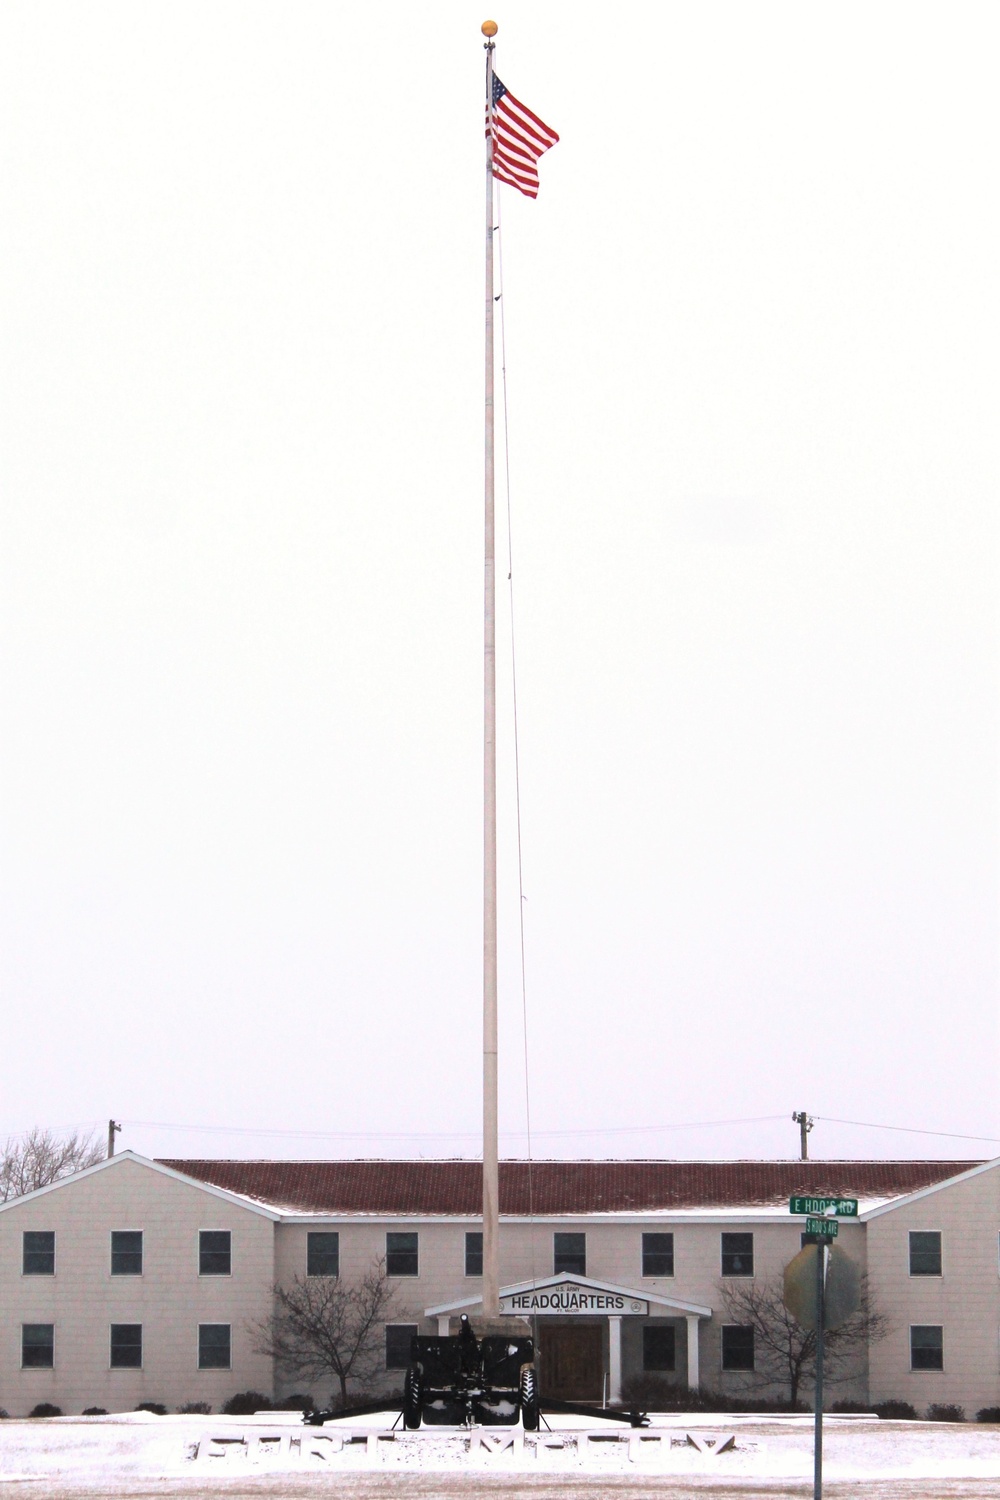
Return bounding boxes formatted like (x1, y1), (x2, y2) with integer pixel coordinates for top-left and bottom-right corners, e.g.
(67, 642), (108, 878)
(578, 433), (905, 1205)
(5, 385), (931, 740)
(786, 1195), (859, 1500)
(813, 1234), (827, 1500)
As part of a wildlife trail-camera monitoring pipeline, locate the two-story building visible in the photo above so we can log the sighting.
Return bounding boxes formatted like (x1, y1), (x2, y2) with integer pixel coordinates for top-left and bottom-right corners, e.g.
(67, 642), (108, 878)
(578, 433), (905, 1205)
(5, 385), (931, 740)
(0, 1151), (995, 1416)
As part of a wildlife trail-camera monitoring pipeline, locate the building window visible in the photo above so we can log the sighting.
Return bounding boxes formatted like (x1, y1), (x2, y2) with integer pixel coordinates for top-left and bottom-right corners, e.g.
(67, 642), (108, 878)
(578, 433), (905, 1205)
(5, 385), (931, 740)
(198, 1324), (232, 1370)
(721, 1233), (754, 1277)
(307, 1232), (340, 1277)
(386, 1232), (419, 1277)
(721, 1325), (755, 1371)
(110, 1324), (143, 1369)
(385, 1324), (418, 1370)
(553, 1232), (586, 1276)
(111, 1231), (143, 1276)
(465, 1231), (483, 1277)
(23, 1231), (55, 1276)
(909, 1231), (942, 1277)
(643, 1325), (676, 1372)
(199, 1230), (231, 1276)
(642, 1233), (674, 1277)
(22, 1324), (54, 1369)
(910, 1325), (943, 1371)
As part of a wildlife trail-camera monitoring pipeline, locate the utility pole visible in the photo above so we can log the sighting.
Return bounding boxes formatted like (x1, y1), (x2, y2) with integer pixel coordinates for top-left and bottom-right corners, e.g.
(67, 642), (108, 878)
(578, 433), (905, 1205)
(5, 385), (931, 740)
(792, 1111), (814, 1160)
(107, 1120), (121, 1159)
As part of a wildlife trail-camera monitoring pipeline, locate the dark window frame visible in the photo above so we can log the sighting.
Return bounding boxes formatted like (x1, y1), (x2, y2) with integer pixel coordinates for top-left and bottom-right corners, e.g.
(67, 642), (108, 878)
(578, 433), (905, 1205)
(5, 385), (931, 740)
(22, 1230), (55, 1276)
(111, 1230), (143, 1277)
(553, 1232), (587, 1277)
(21, 1323), (54, 1369)
(642, 1323), (676, 1372)
(110, 1323), (143, 1369)
(641, 1232), (674, 1278)
(721, 1324), (755, 1371)
(721, 1232), (754, 1278)
(908, 1231), (942, 1278)
(199, 1229), (232, 1277)
(386, 1231), (419, 1278)
(198, 1323), (232, 1370)
(385, 1323), (419, 1370)
(307, 1231), (340, 1278)
(465, 1231), (483, 1278)
(910, 1325), (944, 1372)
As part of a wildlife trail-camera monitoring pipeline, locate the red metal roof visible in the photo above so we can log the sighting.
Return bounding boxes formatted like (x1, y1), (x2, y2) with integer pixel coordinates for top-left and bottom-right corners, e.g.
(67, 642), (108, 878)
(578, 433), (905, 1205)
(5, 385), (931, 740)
(157, 1158), (978, 1216)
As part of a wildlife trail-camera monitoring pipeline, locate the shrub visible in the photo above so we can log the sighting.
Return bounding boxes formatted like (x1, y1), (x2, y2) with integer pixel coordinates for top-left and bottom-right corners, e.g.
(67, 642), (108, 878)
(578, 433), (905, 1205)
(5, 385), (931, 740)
(977, 1407), (1000, 1424)
(82, 1407), (108, 1416)
(620, 1374), (681, 1407)
(135, 1402), (167, 1416)
(177, 1401), (211, 1415)
(617, 1376), (806, 1414)
(926, 1403), (965, 1423)
(830, 1401), (873, 1414)
(222, 1391), (272, 1416)
(871, 1400), (918, 1420)
(274, 1393), (315, 1413)
(29, 1403), (62, 1418)
(0, 1409), (9, 1419)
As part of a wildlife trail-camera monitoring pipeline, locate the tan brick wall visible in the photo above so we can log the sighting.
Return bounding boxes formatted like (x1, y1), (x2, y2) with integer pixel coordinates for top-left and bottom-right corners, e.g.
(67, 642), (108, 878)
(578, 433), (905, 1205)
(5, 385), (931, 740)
(274, 1215), (868, 1403)
(867, 1164), (1000, 1415)
(10, 1155), (997, 1416)
(0, 1156), (275, 1417)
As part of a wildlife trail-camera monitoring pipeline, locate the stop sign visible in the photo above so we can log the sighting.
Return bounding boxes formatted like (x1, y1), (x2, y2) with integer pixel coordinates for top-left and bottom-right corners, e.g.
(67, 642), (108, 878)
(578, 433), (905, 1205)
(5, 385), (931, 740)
(783, 1244), (861, 1332)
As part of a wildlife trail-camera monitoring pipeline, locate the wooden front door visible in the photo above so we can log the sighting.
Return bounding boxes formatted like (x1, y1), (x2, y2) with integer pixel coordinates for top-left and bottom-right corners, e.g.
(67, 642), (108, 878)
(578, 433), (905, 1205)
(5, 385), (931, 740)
(540, 1324), (604, 1401)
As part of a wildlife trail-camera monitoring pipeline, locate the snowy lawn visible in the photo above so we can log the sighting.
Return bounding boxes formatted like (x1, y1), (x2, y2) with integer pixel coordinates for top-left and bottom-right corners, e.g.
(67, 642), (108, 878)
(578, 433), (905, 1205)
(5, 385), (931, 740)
(0, 1410), (998, 1497)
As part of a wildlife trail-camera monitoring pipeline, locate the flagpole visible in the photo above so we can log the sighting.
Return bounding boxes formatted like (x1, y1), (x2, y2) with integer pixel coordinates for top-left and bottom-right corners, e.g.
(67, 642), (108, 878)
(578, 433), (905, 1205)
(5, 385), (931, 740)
(481, 17), (500, 1323)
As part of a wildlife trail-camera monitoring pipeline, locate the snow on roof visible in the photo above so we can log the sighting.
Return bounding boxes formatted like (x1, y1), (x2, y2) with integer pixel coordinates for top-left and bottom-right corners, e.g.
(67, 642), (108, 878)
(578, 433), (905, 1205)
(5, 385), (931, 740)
(157, 1158), (978, 1218)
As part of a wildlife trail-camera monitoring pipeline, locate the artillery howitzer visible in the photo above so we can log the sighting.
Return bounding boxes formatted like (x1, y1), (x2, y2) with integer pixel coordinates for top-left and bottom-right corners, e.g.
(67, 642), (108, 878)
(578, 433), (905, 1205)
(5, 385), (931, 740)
(403, 1313), (537, 1428)
(304, 1313), (649, 1430)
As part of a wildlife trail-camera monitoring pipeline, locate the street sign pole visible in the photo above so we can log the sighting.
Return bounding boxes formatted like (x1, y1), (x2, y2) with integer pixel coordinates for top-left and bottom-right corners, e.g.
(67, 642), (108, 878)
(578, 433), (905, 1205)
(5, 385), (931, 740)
(786, 1189), (860, 1500)
(813, 1236), (827, 1500)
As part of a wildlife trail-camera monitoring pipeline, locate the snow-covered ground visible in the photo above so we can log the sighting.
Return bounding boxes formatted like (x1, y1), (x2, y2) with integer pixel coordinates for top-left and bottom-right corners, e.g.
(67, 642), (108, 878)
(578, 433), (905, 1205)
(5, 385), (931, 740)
(0, 1409), (998, 1496)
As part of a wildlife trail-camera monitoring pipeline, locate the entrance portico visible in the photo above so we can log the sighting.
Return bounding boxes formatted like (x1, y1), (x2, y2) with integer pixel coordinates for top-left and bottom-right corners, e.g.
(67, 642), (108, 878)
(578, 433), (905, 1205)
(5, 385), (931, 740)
(426, 1273), (712, 1402)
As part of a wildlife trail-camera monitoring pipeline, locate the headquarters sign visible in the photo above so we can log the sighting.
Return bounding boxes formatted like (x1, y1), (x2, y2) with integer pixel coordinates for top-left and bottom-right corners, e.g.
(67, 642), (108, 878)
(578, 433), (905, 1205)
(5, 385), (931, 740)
(500, 1284), (648, 1316)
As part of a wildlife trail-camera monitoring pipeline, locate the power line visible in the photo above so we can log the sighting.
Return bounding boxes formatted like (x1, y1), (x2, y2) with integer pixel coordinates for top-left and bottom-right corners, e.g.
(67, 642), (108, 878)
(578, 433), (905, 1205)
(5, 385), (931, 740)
(120, 1113), (788, 1143)
(815, 1115), (1000, 1146)
(6, 1113), (997, 1151)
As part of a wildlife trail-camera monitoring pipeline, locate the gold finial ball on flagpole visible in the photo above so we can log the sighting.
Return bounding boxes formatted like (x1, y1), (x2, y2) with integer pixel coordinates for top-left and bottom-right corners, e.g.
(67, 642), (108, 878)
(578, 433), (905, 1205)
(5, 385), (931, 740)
(481, 20), (498, 37)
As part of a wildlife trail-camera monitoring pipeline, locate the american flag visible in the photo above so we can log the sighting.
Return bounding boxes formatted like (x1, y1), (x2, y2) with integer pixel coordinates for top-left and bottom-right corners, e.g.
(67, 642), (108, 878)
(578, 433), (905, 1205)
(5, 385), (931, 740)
(488, 74), (559, 200)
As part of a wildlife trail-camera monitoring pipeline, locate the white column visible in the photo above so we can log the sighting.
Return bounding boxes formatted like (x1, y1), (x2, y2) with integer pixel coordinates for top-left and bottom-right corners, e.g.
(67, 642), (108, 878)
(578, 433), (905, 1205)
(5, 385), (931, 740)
(686, 1315), (700, 1391)
(608, 1316), (622, 1403)
(438, 1316), (451, 1337)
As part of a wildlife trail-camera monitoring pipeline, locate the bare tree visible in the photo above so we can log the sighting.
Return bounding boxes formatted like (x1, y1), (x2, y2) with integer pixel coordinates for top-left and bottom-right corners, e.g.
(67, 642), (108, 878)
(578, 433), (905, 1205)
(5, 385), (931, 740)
(719, 1271), (890, 1407)
(250, 1258), (398, 1409)
(0, 1127), (104, 1203)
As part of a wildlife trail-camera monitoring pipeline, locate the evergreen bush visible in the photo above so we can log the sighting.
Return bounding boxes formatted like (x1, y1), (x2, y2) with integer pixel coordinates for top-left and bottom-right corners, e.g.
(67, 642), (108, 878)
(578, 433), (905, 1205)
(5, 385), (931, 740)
(222, 1391), (272, 1415)
(871, 1400), (918, 1420)
(926, 1403), (965, 1423)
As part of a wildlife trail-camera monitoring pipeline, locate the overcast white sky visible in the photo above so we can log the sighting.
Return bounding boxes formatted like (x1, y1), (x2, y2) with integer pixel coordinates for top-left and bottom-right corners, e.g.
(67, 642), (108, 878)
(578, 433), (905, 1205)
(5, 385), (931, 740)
(1, 1), (997, 1164)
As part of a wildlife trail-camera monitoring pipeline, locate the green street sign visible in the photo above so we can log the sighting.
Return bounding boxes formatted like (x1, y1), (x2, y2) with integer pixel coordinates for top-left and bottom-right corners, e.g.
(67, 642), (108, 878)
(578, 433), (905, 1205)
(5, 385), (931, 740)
(806, 1217), (838, 1238)
(789, 1196), (859, 1218)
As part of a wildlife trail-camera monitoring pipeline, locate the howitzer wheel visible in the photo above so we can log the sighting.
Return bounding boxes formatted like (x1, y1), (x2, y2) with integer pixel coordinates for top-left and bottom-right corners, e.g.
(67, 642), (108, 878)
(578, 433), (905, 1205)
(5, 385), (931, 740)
(519, 1363), (539, 1430)
(403, 1364), (423, 1429)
